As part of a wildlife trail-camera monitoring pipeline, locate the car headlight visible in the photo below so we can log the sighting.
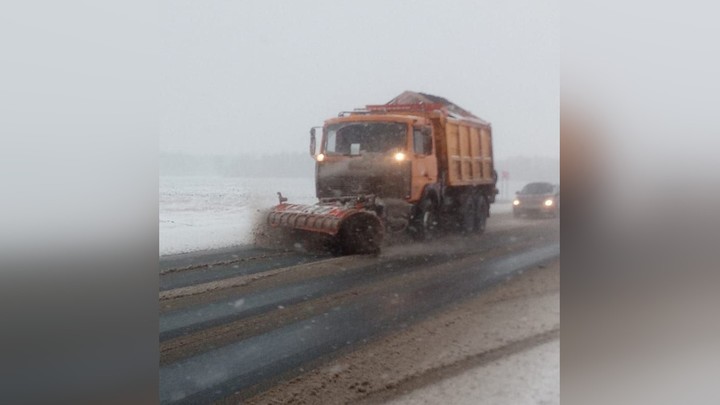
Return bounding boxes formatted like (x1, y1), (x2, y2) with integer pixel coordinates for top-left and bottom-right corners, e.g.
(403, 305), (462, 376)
(393, 152), (406, 162)
(513, 199), (520, 206)
(544, 199), (553, 206)
(316, 153), (325, 162)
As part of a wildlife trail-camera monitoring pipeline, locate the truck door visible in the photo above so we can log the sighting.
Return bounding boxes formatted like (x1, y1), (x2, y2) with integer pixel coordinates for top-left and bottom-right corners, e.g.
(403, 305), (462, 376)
(411, 125), (438, 201)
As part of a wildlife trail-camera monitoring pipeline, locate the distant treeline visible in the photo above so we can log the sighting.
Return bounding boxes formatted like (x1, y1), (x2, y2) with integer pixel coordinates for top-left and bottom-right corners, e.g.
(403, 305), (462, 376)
(160, 152), (316, 178)
(160, 152), (558, 182)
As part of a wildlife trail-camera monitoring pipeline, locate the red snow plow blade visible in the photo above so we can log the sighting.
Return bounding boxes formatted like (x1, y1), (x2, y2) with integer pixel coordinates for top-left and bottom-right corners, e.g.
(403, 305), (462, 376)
(267, 201), (384, 255)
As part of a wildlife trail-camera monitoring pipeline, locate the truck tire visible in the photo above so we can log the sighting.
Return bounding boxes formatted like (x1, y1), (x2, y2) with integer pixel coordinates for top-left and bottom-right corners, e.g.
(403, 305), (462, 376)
(410, 197), (439, 241)
(460, 193), (477, 234)
(475, 195), (488, 233)
(336, 213), (383, 255)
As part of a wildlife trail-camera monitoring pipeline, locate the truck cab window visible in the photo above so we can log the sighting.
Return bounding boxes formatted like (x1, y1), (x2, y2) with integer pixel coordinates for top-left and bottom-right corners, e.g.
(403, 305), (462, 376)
(326, 131), (337, 153)
(413, 127), (432, 155)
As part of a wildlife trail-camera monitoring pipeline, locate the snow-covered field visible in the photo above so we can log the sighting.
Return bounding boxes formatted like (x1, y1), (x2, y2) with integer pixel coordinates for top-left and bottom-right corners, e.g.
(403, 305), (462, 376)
(159, 176), (531, 256)
(159, 176), (316, 256)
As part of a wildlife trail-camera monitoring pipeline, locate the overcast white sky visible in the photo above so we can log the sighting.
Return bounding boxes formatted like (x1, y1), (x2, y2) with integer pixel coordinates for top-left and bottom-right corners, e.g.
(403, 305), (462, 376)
(160, 0), (558, 159)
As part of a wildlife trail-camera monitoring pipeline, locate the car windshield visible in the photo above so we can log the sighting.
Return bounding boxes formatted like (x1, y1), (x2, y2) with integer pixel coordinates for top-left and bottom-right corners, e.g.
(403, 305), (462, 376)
(325, 122), (407, 155)
(520, 182), (555, 194)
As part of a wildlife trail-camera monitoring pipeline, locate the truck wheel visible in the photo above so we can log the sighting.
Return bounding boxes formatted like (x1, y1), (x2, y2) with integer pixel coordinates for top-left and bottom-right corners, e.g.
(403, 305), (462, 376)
(337, 213), (383, 255)
(460, 193), (476, 234)
(410, 198), (439, 241)
(475, 195), (488, 233)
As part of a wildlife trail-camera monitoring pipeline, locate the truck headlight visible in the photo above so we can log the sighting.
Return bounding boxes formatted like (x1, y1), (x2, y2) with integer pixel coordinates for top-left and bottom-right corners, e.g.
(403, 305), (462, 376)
(544, 199), (553, 206)
(394, 152), (406, 162)
(316, 153), (325, 162)
(513, 199), (520, 206)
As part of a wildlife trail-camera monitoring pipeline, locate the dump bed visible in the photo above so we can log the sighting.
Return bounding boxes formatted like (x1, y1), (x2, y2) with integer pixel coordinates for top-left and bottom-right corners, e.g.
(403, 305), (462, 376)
(441, 116), (494, 186)
(383, 91), (495, 188)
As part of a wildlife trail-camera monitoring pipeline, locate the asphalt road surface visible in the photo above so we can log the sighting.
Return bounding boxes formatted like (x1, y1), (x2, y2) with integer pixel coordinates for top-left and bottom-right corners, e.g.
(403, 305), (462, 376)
(159, 211), (560, 404)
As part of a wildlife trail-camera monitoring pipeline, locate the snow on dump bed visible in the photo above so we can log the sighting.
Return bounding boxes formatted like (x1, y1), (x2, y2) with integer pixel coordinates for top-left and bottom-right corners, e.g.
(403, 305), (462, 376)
(159, 176), (315, 256)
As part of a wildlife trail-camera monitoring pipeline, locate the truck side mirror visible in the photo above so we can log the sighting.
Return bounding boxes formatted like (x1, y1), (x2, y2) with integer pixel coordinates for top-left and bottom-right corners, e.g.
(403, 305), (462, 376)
(309, 128), (316, 157)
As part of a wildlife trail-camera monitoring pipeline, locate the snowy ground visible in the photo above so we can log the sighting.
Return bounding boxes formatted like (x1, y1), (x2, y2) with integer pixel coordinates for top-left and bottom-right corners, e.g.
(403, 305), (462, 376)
(387, 340), (559, 405)
(159, 176), (518, 256)
(159, 176), (316, 256)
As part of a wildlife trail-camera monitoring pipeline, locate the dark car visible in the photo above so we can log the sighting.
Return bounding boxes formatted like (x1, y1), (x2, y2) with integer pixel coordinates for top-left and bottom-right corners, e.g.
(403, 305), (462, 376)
(513, 182), (559, 218)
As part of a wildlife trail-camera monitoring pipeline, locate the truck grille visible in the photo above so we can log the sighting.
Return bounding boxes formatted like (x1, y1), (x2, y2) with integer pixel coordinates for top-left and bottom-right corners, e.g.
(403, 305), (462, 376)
(317, 165), (411, 200)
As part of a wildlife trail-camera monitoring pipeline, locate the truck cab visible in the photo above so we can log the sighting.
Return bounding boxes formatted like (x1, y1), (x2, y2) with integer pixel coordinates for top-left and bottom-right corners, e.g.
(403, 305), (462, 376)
(312, 113), (438, 204)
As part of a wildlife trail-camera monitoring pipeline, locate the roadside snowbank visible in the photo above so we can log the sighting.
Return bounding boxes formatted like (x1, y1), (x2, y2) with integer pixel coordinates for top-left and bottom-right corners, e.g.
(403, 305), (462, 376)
(159, 176), (315, 256)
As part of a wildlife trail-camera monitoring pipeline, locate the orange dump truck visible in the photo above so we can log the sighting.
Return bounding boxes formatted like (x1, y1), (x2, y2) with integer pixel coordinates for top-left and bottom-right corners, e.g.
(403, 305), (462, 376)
(268, 91), (497, 254)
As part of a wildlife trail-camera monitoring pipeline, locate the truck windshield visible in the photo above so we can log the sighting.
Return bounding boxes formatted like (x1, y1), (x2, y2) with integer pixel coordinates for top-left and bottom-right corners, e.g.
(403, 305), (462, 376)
(325, 122), (407, 155)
